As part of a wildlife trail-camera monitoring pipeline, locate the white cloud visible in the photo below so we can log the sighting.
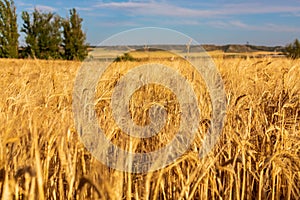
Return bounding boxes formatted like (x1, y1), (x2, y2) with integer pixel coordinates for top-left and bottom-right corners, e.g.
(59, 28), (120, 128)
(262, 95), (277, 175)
(207, 20), (300, 33)
(229, 20), (249, 29)
(160, 19), (201, 26)
(15, 0), (33, 7)
(91, 1), (300, 18)
(95, 21), (140, 27)
(74, 7), (94, 11)
(208, 21), (229, 29)
(16, 0), (56, 12)
(94, 1), (218, 17)
(291, 12), (300, 17)
(262, 23), (300, 32)
(35, 5), (56, 12)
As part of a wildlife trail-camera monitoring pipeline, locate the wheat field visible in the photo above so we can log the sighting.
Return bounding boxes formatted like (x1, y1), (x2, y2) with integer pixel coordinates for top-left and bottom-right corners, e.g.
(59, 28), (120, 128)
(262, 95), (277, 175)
(0, 56), (299, 199)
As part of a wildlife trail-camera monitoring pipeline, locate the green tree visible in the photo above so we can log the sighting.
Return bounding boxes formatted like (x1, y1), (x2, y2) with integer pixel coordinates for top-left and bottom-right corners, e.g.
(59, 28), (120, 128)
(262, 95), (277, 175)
(0, 0), (19, 58)
(62, 8), (87, 61)
(285, 38), (300, 59)
(21, 9), (62, 59)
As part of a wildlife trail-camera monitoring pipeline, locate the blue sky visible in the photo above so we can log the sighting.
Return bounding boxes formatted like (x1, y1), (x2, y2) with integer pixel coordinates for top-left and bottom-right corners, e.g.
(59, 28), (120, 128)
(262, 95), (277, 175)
(14, 0), (300, 46)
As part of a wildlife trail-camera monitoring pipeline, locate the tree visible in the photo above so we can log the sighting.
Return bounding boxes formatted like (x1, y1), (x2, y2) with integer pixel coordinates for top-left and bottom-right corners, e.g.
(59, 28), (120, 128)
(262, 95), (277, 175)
(21, 11), (37, 58)
(0, 0), (19, 58)
(21, 9), (62, 59)
(62, 8), (87, 61)
(285, 38), (300, 59)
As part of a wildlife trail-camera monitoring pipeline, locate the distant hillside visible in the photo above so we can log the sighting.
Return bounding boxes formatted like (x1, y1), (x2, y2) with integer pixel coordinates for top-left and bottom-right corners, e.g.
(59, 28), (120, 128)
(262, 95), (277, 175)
(91, 44), (285, 53)
(201, 44), (284, 53)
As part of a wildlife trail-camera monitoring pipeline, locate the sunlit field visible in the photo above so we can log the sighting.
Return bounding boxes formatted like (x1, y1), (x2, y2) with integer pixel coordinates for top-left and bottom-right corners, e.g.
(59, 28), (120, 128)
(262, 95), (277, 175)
(0, 55), (299, 199)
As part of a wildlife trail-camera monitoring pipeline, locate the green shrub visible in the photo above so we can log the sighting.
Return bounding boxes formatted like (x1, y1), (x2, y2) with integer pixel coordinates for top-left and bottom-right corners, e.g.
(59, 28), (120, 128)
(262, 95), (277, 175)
(115, 53), (135, 62)
(285, 38), (300, 59)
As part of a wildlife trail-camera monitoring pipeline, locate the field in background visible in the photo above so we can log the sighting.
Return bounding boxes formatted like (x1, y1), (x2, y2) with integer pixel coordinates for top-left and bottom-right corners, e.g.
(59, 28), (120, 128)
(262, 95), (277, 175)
(89, 47), (284, 61)
(0, 56), (299, 199)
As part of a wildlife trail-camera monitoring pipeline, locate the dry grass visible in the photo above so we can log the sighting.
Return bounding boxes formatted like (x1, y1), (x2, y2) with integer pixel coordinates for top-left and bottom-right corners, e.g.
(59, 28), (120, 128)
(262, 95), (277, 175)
(0, 56), (299, 199)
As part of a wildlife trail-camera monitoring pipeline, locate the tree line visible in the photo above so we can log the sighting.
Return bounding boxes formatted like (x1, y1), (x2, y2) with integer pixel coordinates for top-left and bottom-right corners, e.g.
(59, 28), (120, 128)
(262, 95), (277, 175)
(0, 0), (87, 60)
